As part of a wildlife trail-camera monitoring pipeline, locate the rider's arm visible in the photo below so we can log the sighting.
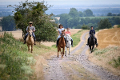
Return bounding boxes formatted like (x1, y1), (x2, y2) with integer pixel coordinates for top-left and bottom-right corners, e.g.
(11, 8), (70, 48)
(33, 27), (35, 32)
(26, 26), (28, 32)
(58, 30), (60, 35)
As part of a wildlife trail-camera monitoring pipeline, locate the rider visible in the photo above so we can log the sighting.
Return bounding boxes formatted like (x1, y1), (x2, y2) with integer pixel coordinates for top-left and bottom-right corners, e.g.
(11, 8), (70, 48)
(86, 26), (98, 46)
(24, 21), (36, 45)
(56, 24), (66, 46)
(65, 28), (73, 47)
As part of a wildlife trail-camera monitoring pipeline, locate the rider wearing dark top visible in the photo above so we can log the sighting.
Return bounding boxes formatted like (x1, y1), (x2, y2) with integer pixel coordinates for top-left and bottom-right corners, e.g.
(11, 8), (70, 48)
(86, 26), (98, 46)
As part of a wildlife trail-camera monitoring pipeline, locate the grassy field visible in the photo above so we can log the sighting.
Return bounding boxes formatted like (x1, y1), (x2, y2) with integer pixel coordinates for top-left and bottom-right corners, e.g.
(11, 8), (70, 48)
(80, 16), (120, 19)
(0, 32), (56, 80)
(0, 32), (34, 80)
(71, 30), (83, 47)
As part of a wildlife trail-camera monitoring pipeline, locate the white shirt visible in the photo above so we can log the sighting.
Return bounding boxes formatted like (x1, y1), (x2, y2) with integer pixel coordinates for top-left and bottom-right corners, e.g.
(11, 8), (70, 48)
(58, 28), (64, 35)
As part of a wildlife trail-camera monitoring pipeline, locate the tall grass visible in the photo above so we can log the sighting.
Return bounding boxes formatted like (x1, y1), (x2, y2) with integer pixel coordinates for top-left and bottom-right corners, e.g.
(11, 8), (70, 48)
(112, 56), (120, 68)
(0, 32), (35, 80)
(71, 30), (83, 47)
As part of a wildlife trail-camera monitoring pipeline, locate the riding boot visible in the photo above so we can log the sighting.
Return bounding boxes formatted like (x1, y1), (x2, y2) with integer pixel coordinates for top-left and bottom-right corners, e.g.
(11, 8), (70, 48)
(64, 38), (67, 45)
(95, 38), (98, 47)
(56, 39), (59, 47)
(24, 41), (26, 44)
(23, 35), (27, 44)
(71, 39), (73, 47)
(34, 37), (36, 45)
(86, 38), (89, 45)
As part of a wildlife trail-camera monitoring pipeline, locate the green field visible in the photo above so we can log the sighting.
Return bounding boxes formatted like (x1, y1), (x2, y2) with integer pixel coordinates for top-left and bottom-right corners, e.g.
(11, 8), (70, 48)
(80, 16), (120, 19)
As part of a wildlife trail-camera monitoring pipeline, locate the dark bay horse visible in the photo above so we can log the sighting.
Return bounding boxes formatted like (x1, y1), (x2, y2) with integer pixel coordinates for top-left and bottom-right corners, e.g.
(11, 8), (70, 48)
(89, 33), (96, 53)
(57, 30), (66, 59)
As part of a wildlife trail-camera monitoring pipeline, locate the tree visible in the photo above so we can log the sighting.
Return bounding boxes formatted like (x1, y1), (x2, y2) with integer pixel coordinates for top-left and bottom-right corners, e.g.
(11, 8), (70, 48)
(59, 14), (70, 28)
(98, 19), (112, 29)
(81, 24), (90, 29)
(9, 0), (57, 42)
(1, 16), (16, 31)
(78, 11), (84, 17)
(69, 8), (78, 18)
(83, 9), (94, 17)
(107, 13), (112, 16)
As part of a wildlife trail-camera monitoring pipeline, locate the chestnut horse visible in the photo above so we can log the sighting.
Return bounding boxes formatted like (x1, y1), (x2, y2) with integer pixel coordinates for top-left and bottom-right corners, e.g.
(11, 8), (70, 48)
(26, 27), (34, 53)
(57, 30), (66, 59)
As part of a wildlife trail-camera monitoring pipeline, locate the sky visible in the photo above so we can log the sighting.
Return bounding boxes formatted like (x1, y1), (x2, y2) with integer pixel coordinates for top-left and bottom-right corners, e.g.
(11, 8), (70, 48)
(0, 0), (120, 6)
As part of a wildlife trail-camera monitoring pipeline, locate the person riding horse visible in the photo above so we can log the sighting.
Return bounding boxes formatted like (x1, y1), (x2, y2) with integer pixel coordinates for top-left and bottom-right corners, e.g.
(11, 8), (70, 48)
(86, 26), (98, 46)
(56, 24), (66, 47)
(65, 28), (73, 47)
(24, 21), (36, 45)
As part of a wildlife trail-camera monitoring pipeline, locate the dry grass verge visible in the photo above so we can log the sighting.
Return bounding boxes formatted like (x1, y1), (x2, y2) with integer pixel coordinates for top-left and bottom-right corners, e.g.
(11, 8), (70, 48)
(87, 46), (120, 76)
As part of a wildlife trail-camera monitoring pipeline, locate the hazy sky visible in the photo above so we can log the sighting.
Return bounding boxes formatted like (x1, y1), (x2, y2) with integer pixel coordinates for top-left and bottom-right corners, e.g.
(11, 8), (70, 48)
(0, 0), (120, 6)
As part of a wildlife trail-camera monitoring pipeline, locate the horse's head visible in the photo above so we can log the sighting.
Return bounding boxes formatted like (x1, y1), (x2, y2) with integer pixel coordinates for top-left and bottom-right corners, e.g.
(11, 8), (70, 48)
(61, 29), (65, 37)
(28, 29), (33, 37)
(66, 34), (71, 42)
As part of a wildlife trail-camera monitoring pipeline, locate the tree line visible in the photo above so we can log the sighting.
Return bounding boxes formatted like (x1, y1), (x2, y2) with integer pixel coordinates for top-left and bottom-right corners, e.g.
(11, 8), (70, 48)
(55, 8), (120, 29)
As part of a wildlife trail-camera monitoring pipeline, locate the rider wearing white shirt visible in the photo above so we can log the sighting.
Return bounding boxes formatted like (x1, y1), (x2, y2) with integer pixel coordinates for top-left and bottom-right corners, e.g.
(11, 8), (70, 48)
(56, 24), (66, 46)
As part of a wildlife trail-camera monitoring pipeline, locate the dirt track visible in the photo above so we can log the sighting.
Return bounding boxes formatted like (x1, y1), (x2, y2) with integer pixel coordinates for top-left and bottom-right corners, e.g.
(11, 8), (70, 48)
(44, 32), (120, 80)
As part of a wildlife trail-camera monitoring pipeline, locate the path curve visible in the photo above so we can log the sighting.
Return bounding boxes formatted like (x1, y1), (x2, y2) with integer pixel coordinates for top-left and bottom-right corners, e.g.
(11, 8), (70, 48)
(72, 32), (120, 80)
(44, 32), (120, 80)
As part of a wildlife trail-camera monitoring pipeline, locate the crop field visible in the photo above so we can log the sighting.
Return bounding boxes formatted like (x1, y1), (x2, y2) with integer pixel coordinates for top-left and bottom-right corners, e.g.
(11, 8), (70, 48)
(80, 16), (120, 19)
(97, 28), (120, 49)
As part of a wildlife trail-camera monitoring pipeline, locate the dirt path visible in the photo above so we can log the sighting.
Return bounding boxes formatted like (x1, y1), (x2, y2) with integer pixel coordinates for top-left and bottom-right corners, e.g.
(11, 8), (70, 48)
(44, 32), (120, 80)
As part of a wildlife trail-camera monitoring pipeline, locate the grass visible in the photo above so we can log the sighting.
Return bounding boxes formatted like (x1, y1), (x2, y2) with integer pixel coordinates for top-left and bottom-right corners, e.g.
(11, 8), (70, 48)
(0, 32), (35, 80)
(111, 56), (120, 68)
(71, 30), (83, 47)
(118, 25), (120, 28)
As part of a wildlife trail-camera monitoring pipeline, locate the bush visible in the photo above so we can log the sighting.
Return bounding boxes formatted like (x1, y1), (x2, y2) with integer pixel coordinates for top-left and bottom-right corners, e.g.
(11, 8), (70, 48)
(112, 56), (120, 68)
(0, 32), (34, 80)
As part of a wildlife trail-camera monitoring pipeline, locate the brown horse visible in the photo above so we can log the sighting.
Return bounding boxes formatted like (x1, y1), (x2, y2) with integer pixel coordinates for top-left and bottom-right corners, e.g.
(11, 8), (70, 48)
(26, 27), (34, 53)
(57, 30), (66, 59)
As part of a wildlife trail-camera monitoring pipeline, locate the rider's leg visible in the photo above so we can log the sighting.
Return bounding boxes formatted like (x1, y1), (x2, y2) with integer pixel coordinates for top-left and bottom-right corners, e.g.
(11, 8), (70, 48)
(71, 37), (73, 47)
(24, 33), (28, 44)
(32, 32), (36, 45)
(95, 37), (98, 46)
(64, 37), (67, 45)
(56, 36), (60, 47)
(86, 37), (90, 45)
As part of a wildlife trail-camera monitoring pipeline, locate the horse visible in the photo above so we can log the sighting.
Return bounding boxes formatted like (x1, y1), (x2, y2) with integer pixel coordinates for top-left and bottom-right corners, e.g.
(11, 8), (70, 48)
(88, 33), (96, 53)
(57, 30), (66, 59)
(65, 34), (71, 56)
(26, 27), (34, 53)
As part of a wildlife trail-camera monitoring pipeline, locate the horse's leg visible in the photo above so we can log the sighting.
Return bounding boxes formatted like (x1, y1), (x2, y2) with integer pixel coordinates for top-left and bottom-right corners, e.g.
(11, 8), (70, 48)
(65, 47), (67, 57)
(92, 45), (94, 53)
(89, 45), (92, 53)
(57, 47), (59, 58)
(28, 44), (30, 51)
(69, 46), (71, 55)
(61, 48), (64, 59)
(31, 45), (33, 53)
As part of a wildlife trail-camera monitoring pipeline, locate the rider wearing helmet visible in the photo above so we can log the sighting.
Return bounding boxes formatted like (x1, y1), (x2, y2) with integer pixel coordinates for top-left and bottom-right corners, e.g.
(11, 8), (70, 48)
(86, 26), (98, 46)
